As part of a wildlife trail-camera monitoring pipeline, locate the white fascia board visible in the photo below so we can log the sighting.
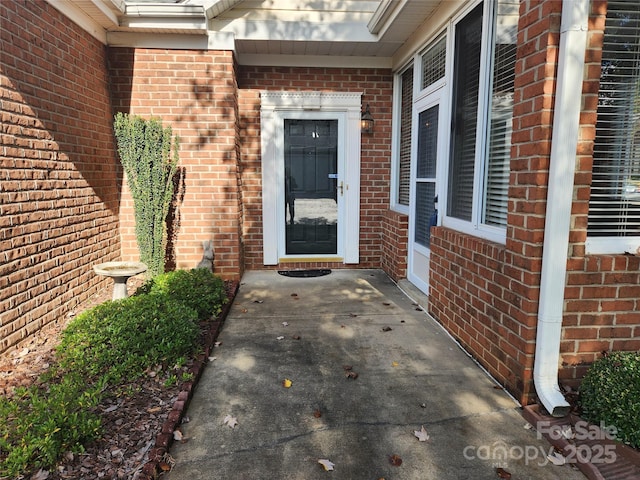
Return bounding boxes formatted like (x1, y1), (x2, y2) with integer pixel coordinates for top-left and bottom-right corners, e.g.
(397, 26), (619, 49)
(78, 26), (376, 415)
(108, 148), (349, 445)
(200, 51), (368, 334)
(368, 0), (405, 35)
(90, 0), (120, 25)
(46, 0), (108, 44)
(120, 17), (207, 30)
(124, 4), (205, 17)
(203, 0), (243, 19)
(208, 31), (236, 50)
(107, 31), (210, 49)
(209, 19), (377, 43)
(237, 53), (392, 69)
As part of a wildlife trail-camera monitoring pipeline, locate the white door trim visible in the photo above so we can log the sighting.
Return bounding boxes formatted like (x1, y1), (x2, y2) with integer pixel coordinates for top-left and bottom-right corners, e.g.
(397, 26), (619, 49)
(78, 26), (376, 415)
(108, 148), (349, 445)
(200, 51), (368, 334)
(260, 91), (362, 265)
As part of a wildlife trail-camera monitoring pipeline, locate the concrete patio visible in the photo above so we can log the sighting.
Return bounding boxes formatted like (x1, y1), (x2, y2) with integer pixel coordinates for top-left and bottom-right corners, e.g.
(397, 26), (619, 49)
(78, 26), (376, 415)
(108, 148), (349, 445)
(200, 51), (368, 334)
(163, 269), (585, 479)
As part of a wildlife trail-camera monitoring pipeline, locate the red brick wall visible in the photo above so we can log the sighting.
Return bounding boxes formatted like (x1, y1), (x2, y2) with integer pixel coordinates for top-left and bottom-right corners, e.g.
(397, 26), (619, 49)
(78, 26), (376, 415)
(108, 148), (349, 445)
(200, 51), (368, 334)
(430, 0), (562, 405)
(430, 0), (640, 405)
(237, 66), (397, 272)
(380, 210), (408, 281)
(560, 0), (640, 388)
(108, 49), (243, 279)
(0, 1), (121, 353)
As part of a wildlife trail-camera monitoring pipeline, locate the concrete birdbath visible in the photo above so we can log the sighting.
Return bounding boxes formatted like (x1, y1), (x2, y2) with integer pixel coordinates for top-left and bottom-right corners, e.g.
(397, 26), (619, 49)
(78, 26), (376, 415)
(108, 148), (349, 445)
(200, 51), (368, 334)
(93, 262), (148, 300)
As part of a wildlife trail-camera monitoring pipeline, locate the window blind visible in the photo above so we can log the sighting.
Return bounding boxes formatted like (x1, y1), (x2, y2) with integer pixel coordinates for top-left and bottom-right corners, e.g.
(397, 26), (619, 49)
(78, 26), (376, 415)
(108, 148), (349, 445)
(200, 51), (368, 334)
(483, 1), (518, 227)
(448, 3), (483, 221)
(398, 66), (414, 206)
(588, 1), (640, 237)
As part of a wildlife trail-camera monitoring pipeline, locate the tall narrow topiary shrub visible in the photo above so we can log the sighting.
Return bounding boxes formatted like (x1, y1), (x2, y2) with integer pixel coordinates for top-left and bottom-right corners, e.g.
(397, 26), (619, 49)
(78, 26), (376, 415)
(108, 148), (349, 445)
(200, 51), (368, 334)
(114, 113), (179, 277)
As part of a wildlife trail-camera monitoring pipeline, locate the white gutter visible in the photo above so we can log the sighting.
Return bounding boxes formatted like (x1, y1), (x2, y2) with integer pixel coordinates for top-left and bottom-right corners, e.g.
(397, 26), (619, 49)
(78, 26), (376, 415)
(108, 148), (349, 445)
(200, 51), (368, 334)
(534, 0), (589, 417)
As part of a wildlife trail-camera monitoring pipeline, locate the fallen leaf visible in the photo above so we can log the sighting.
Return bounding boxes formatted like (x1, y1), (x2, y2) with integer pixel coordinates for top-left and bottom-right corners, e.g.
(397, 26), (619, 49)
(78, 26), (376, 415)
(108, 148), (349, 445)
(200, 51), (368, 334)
(414, 425), (429, 442)
(318, 459), (335, 471)
(346, 371), (359, 379)
(547, 450), (566, 465)
(241, 308), (248, 313)
(343, 365), (353, 371)
(282, 321), (289, 327)
(277, 336), (285, 340)
(313, 409), (322, 418)
(292, 335), (301, 340)
(159, 462), (172, 472)
(381, 326), (393, 332)
(147, 406), (162, 414)
(223, 415), (238, 428)
(389, 454), (402, 466)
(391, 361), (399, 367)
(560, 425), (574, 439)
(496, 467), (512, 479)
(283, 378), (292, 388)
(30, 469), (50, 480)
(349, 313), (358, 317)
(173, 430), (184, 441)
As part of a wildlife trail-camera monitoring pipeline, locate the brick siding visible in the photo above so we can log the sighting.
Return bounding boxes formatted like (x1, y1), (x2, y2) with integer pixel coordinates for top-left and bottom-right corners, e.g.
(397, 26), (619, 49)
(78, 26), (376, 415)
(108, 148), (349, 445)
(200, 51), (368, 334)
(108, 49), (243, 279)
(429, 0), (640, 404)
(0, 1), (121, 353)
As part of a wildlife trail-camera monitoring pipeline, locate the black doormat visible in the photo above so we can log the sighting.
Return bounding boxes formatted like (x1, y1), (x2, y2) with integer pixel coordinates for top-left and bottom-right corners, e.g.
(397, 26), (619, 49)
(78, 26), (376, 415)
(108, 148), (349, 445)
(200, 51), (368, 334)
(277, 269), (332, 278)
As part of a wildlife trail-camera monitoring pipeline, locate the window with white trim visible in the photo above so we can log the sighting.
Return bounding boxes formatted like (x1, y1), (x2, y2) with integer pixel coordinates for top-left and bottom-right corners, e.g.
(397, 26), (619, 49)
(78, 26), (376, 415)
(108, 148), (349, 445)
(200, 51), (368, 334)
(587, 1), (640, 254)
(445, 0), (518, 240)
(396, 65), (413, 208)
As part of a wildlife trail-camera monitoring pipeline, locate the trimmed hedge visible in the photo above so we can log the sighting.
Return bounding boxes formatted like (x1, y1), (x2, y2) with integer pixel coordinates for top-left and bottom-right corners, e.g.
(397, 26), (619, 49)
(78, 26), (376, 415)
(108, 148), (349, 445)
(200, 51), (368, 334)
(579, 351), (640, 449)
(135, 268), (228, 320)
(0, 269), (228, 477)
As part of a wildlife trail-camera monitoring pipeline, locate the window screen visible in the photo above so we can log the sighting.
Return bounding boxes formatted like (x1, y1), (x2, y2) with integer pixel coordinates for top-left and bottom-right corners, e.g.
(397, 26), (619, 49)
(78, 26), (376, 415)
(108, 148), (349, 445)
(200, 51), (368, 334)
(422, 34), (447, 91)
(588, 1), (640, 237)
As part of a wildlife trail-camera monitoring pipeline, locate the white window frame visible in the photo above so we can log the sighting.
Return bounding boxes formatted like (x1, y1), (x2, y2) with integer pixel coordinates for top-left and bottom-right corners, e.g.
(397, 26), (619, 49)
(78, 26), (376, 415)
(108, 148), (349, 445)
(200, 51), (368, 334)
(586, 0), (640, 255)
(390, 63), (413, 215)
(441, 0), (507, 246)
(390, 0), (512, 245)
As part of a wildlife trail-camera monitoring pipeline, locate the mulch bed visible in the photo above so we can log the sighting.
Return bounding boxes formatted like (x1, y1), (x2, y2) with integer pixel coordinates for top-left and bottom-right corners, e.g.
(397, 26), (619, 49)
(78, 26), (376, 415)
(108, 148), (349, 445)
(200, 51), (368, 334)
(0, 278), (238, 480)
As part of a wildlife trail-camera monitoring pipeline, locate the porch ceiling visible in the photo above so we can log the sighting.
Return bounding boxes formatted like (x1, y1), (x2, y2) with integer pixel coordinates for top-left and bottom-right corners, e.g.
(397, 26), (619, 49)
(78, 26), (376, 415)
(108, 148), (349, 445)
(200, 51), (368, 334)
(59, 0), (446, 67)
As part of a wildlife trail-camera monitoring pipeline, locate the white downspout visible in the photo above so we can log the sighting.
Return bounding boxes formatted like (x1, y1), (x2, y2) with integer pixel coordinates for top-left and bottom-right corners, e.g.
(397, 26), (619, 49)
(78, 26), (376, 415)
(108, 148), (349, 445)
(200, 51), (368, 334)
(534, 0), (589, 417)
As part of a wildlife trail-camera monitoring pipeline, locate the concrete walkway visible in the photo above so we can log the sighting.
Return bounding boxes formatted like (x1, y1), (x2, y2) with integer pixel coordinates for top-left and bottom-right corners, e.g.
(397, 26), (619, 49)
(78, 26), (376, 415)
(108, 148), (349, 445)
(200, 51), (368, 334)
(164, 270), (585, 480)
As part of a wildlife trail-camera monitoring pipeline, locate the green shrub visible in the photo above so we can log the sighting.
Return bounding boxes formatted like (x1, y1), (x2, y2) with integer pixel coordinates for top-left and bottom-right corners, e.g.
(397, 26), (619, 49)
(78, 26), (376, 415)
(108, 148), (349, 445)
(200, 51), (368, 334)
(114, 113), (179, 278)
(56, 293), (200, 384)
(135, 268), (228, 319)
(0, 374), (104, 478)
(579, 351), (640, 448)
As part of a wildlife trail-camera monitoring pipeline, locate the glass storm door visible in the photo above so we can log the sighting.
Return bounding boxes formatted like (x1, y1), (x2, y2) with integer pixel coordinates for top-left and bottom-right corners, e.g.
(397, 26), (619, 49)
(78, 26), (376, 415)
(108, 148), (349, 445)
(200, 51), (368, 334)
(408, 102), (440, 293)
(284, 119), (339, 255)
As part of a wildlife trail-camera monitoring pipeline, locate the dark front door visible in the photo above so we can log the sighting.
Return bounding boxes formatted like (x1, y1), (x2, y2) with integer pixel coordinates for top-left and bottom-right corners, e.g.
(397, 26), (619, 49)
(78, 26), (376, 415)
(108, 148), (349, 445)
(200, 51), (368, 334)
(284, 119), (338, 255)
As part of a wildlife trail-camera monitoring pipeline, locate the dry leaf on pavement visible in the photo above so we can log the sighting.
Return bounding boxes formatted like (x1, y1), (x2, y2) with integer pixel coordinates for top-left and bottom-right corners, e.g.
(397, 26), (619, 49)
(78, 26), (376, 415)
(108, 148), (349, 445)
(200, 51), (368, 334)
(318, 459), (335, 471)
(496, 467), (512, 478)
(223, 415), (238, 428)
(414, 425), (429, 442)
